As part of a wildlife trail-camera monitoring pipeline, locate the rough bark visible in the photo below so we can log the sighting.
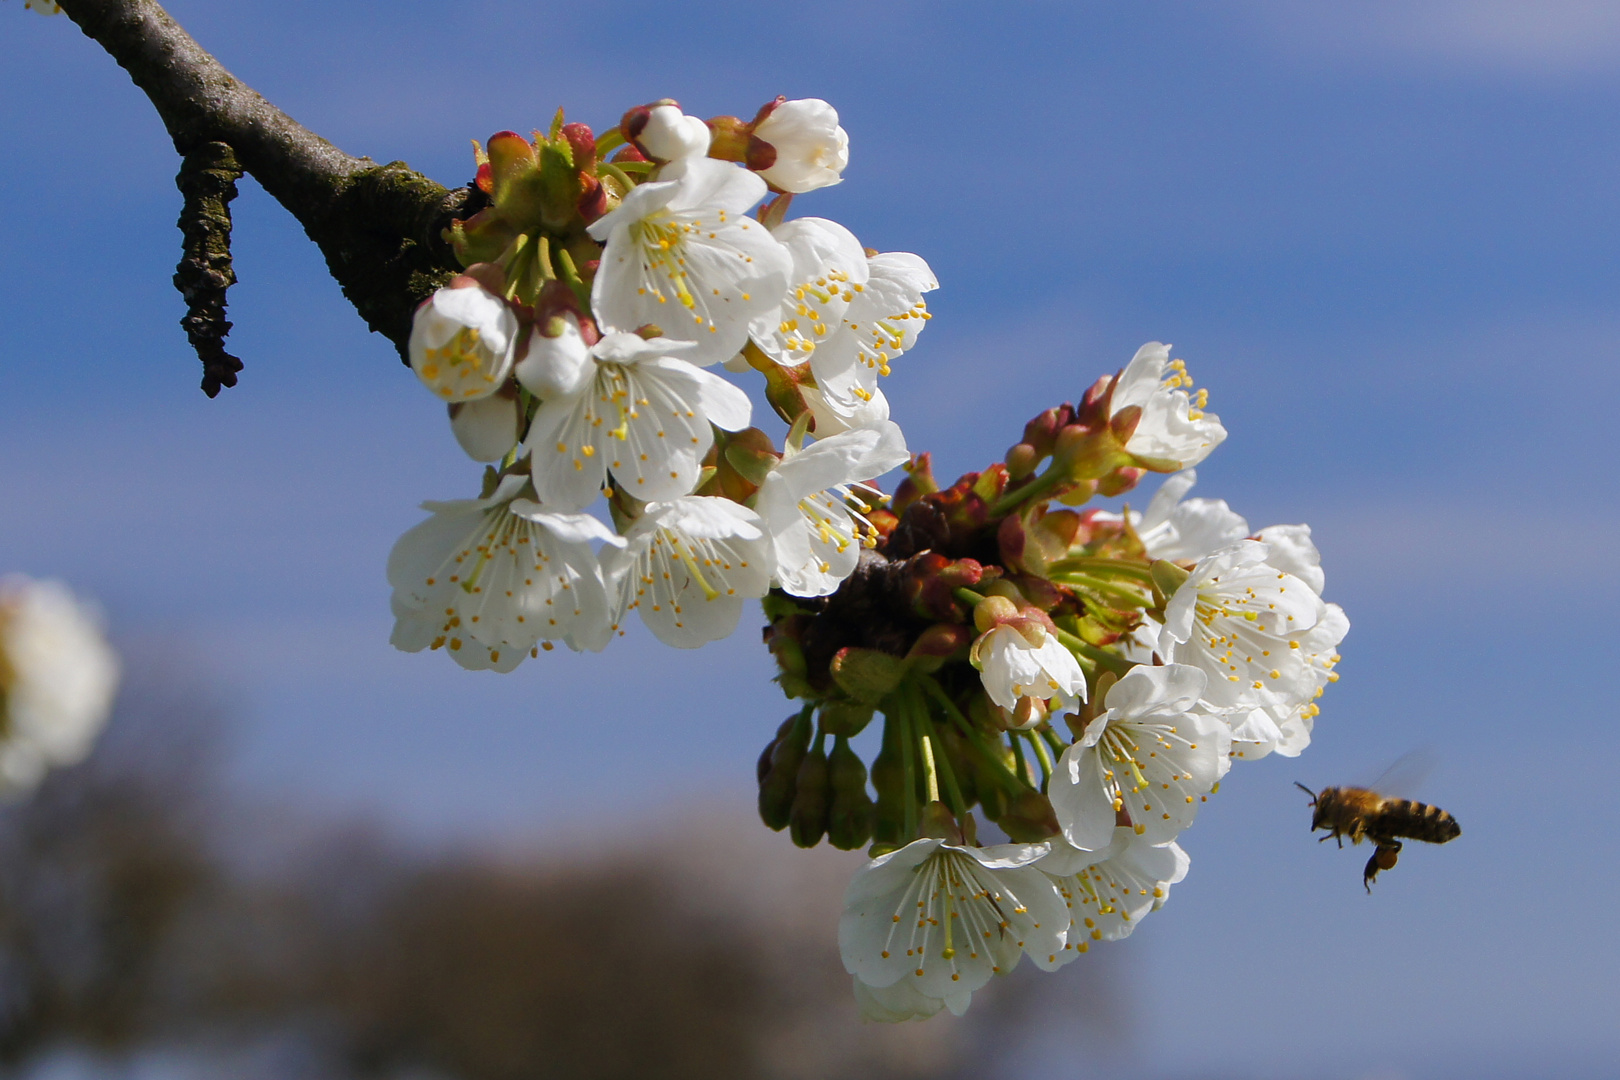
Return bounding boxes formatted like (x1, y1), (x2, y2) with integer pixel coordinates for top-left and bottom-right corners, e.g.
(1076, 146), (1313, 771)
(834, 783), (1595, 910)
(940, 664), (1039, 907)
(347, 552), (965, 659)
(54, 0), (473, 387)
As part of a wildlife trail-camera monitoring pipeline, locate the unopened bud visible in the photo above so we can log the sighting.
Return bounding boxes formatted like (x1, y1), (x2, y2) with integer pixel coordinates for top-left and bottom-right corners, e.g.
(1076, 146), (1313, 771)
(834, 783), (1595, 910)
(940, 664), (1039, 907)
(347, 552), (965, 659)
(631, 102), (709, 162)
(789, 739), (831, 848)
(870, 742), (907, 847)
(1006, 442), (1041, 480)
(826, 738), (875, 850)
(750, 97), (849, 194)
(820, 699), (875, 738)
(758, 711), (812, 831)
(972, 595), (1019, 634)
(997, 790), (1061, 842)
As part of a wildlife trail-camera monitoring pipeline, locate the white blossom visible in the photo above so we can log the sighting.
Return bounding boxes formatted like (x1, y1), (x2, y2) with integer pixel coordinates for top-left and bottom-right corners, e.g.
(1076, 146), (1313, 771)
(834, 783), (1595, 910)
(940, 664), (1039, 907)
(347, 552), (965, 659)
(969, 624), (1087, 721)
(1096, 470), (1250, 561)
(388, 475), (620, 671)
(811, 251), (937, 410)
(755, 420), (908, 597)
(800, 382), (893, 437)
(1159, 538), (1342, 759)
(1049, 663), (1229, 850)
(521, 331), (751, 512)
(0, 576), (119, 794)
(635, 104), (711, 163)
(408, 283), (519, 402)
(852, 976), (969, 1023)
(749, 217), (869, 368)
(448, 393), (521, 463)
(753, 98), (849, 193)
(588, 157), (791, 366)
(839, 838), (1068, 1002)
(1039, 829), (1190, 961)
(603, 496), (772, 648)
(20, 0), (61, 13)
(1111, 343), (1227, 469)
(1242, 599), (1348, 759)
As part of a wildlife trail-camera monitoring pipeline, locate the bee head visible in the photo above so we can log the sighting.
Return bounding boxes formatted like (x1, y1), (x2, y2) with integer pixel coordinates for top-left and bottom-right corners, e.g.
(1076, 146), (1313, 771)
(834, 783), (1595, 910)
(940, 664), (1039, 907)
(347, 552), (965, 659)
(1294, 781), (1324, 829)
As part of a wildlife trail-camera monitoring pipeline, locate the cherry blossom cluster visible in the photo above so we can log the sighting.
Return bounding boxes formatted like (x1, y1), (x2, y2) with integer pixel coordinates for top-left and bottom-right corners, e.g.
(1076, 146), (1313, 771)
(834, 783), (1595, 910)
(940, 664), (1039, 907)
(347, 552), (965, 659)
(390, 100), (932, 669)
(0, 575), (120, 793)
(757, 345), (1348, 1020)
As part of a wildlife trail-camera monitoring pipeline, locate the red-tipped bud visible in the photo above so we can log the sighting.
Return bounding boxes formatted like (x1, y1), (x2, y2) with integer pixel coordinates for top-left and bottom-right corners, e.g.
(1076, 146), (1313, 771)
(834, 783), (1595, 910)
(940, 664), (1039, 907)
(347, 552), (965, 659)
(1019, 403), (1074, 461)
(907, 623), (973, 662)
(560, 122), (596, 171)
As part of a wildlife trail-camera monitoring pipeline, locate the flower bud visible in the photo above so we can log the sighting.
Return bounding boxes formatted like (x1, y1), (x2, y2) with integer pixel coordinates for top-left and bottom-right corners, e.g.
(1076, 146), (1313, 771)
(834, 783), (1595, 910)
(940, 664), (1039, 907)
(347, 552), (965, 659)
(409, 281), (519, 402)
(789, 739), (832, 848)
(447, 389), (520, 463)
(820, 699), (875, 738)
(757, 715), (796, 784)
(1019, 403), (1075, 461)
(906, 623), (973, 664)
(972, 595), (1020, 634)
(826, 737), (875, 851)
(870, 741), (907, 847)
(758, 710), (813, 831)
(1006, 443), (1041, 480)
(560, 122), (596, 172)
(623, 101), (711, 162)
(751, 97), (849, 193)
(996, 790), (1061, 842)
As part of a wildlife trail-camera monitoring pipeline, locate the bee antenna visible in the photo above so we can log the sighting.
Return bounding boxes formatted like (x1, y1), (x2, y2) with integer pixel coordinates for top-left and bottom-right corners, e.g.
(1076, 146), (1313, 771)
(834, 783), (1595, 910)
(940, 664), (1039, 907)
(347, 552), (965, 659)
(1293, 781), (1317, 802)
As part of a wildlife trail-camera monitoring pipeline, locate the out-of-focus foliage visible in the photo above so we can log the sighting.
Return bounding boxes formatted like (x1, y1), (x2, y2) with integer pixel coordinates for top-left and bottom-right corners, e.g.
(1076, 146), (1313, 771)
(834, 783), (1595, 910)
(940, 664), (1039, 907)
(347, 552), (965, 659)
(0, 653), (1120, 1079)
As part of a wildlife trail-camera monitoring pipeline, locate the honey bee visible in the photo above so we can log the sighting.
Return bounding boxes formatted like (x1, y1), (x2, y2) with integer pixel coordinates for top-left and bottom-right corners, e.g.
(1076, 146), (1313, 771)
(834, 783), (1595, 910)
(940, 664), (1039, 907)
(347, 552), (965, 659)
(1295, 779), (1460, 892)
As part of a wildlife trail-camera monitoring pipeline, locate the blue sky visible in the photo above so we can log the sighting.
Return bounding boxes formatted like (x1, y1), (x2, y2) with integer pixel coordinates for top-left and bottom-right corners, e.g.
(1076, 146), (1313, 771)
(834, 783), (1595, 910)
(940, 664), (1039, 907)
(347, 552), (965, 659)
(4, 2), (1620, 1077)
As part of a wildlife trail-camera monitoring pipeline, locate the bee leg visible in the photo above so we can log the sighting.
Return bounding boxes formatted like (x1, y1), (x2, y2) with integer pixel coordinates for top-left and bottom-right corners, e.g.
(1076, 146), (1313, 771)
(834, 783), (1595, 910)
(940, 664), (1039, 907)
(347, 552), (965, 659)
(1362, 841), (1402, 893)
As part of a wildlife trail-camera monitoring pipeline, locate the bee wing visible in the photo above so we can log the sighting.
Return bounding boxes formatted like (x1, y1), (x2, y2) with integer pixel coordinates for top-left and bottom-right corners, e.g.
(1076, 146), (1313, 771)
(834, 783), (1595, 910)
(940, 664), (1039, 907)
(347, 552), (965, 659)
(1365, 746), (1438, 798)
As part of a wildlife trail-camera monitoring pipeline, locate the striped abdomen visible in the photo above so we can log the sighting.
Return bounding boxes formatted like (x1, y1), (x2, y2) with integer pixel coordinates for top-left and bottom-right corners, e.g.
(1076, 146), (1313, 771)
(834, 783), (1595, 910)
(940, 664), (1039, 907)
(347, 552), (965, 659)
(1374, 799), (1461, 844)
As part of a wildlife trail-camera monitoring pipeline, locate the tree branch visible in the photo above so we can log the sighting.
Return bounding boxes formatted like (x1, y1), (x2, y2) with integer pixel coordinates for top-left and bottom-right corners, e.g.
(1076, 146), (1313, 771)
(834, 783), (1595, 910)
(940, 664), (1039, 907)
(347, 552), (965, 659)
(54, 0), (475, 381)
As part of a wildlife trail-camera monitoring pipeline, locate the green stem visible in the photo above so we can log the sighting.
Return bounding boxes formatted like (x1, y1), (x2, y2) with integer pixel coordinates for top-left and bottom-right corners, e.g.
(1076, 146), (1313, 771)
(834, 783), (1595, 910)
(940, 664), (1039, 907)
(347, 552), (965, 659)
(914, 686), (967, 821)
(1049, 572), (1152, 608)
(1025, 730), (1054, 789)
(597, 160), (637, 193)
(1053, 628), (1133, 676)
(553, 247), (591, 309)
(918, 677), (1025, 794)
(916, 706), (941, 806)
(1008, 732), (1030, 787)
(1048, 556), (1155, 582)
(594, 128), (627, 157)
(953, 587), (985, 608)
(537, 233), (556, 281)
(988, 466), (1067, 518)
(897, 701), (919, 841)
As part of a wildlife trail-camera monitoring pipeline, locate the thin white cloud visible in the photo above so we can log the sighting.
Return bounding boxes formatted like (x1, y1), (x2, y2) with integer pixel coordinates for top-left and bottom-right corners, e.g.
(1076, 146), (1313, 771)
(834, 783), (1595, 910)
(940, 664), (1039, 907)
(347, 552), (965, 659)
(1246, 0), (1620, 75)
